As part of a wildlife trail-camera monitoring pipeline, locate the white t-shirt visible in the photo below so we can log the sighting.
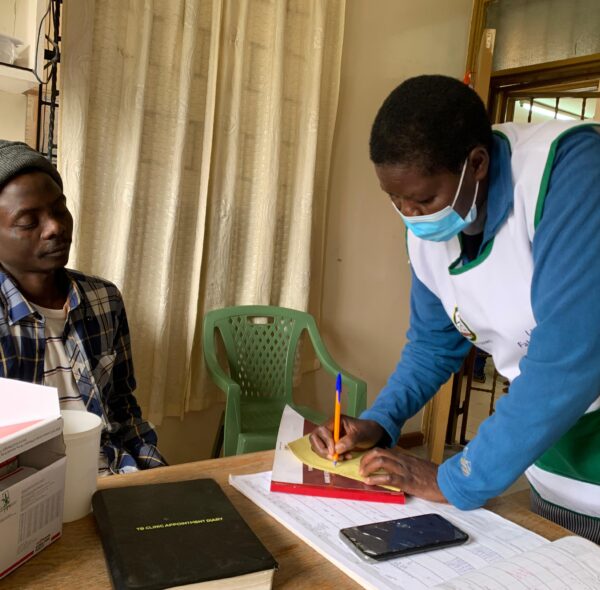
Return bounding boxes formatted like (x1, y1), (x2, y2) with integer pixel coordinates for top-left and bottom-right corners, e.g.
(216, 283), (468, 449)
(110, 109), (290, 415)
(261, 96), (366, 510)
(32, 302), (109, 475)
(31, 302), (85, 410)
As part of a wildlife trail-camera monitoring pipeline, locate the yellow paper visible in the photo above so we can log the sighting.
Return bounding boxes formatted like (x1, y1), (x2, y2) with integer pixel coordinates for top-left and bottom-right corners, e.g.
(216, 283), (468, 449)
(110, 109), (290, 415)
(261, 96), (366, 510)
(288, 435), (402, 492)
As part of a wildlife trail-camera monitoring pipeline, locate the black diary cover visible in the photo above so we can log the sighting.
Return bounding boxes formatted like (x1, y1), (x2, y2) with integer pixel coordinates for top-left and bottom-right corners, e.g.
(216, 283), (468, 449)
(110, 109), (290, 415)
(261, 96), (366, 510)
(92, 478), (278, 590)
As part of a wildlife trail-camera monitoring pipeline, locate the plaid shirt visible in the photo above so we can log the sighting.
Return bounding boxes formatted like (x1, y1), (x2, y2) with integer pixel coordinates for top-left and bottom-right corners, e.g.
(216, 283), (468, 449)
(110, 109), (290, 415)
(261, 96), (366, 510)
(0, 268), (167, 474)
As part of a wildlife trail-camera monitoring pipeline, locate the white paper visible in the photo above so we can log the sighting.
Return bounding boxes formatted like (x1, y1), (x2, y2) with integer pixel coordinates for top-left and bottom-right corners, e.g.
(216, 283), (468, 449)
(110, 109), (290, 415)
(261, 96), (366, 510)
(229, 471), (550, 590)
(0, 378), (59, 425)
(271, 405), (306, 484)
(436, 536), (600, 589)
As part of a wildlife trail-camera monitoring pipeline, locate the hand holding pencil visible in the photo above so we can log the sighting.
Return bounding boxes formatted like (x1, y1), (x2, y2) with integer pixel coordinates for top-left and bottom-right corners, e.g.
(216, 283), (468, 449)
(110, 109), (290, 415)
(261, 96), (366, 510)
(308, 374), (385, 463)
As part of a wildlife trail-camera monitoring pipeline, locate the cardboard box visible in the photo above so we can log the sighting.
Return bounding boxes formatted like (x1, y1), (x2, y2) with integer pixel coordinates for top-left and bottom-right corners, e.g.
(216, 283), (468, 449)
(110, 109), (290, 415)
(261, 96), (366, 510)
(0, 378), (66, 579)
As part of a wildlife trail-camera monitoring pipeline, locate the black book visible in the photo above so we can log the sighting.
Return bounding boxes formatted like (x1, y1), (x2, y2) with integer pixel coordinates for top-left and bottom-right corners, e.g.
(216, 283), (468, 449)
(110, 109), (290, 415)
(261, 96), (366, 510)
(92, 478), (278, 590)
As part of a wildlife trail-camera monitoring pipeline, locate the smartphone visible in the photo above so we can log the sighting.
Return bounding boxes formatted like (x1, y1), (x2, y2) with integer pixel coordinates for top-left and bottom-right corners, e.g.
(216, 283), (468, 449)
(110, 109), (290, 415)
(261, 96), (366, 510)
(339, 513), (469, 561)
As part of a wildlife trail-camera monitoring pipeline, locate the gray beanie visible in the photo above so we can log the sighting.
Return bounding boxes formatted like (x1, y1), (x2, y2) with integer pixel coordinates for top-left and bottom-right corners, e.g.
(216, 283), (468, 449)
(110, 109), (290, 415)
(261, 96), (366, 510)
(0, 140), (63, 191)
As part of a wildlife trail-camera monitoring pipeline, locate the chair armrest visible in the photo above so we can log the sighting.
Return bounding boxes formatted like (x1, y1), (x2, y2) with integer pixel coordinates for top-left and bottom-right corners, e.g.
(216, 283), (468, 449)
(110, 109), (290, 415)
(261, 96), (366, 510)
(202, 326), (242, 455)
(304, 319), (367, 418)
(202, 338), (237, 393)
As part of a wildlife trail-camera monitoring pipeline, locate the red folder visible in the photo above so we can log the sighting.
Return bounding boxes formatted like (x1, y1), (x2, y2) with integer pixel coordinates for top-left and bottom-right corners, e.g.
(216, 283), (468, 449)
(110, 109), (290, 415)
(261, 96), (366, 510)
(270, 406), (405, 504)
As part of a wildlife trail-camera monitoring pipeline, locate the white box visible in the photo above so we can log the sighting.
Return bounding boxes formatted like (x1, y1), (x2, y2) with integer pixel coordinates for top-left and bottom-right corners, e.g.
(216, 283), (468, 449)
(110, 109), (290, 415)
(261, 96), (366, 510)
(0, 378), (66, 579)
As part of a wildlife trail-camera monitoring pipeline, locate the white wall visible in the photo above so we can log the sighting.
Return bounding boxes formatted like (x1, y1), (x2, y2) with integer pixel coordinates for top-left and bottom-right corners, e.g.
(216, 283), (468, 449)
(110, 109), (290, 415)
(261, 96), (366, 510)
(300, 0), (472, 433)
(0, 90), (27, 141)
(0, 0), (18, 38)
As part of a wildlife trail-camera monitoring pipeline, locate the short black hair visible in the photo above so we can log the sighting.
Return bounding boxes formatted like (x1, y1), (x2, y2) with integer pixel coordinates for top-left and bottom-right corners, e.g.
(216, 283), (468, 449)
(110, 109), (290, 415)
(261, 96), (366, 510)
(369, 75), (492, 174)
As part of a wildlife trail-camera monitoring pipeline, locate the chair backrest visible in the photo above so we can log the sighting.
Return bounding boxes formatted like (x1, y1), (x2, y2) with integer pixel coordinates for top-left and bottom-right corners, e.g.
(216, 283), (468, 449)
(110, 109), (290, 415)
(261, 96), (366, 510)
(204, 305), (312, 402)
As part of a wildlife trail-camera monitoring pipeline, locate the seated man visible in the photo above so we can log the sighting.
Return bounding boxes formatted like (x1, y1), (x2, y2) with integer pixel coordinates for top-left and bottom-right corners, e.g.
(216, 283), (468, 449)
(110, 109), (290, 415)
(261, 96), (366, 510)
(0, 140), (166, 475)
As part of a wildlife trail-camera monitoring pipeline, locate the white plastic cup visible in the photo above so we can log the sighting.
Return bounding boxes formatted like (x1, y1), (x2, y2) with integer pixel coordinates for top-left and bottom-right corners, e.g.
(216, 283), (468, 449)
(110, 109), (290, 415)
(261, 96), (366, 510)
(61, 410), (102, 523)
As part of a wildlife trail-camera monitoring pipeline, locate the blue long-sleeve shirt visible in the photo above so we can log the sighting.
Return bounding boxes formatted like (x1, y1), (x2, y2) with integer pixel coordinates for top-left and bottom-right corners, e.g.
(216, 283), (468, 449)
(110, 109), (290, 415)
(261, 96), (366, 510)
(362, 127), (600, 509)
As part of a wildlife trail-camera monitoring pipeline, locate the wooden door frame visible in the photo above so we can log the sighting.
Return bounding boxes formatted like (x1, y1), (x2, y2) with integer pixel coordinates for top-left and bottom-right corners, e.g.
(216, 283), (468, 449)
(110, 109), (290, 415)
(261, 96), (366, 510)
(465, 0), (495, 78)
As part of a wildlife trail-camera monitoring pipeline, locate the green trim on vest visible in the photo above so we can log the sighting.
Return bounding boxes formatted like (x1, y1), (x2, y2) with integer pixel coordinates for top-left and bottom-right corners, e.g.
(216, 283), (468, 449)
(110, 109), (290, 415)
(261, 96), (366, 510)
(534, 123), (600, 228)
(448, 238), (495, 275)
(534, 408), (600, 485)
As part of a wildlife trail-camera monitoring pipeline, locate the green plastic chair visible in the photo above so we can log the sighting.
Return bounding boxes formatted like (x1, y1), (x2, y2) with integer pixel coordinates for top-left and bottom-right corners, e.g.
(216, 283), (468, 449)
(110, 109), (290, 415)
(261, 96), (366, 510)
(203, 305), (367, 457)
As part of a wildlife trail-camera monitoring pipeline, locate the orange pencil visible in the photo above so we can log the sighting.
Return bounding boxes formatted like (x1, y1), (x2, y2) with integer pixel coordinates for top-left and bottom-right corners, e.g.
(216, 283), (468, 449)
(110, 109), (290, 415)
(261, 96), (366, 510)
(333, 373), (342, 466)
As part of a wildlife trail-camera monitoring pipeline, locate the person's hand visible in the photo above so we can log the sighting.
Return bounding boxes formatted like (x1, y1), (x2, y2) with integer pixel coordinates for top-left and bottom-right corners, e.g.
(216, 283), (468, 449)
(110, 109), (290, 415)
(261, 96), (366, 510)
(309, 416), (385, 461)
(359, 447), (447, 503)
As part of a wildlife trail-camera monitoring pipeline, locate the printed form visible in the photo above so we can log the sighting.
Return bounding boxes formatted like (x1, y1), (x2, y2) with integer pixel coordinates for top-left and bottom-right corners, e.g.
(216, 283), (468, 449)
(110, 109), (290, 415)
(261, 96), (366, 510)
(229, 471), (600, 590)
(436, 536), (600, 589)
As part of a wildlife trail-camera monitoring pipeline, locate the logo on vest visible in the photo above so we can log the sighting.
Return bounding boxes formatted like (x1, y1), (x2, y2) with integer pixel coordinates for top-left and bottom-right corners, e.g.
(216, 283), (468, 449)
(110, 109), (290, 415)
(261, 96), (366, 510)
(452, 307), (477, 341)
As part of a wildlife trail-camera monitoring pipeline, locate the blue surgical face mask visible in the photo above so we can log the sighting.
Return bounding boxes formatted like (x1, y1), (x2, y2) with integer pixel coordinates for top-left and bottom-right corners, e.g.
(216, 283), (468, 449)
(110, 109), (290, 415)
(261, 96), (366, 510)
(395, 160), (479, 242)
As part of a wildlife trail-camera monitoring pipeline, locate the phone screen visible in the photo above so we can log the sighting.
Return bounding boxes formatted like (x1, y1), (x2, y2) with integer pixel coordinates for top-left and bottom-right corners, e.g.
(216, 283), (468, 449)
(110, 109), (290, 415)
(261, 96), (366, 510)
(339, 513), (469, 561)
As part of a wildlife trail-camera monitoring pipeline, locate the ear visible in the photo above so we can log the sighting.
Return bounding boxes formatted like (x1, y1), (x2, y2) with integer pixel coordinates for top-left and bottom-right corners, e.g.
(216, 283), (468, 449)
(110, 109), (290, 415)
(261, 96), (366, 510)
(467, 146), (490, 182)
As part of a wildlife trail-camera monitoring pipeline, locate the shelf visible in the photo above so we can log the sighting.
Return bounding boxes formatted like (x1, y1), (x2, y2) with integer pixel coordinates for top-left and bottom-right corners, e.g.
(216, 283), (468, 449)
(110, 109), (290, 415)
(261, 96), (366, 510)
(0, 0), (46, 93)
(0, 64), (37, 94)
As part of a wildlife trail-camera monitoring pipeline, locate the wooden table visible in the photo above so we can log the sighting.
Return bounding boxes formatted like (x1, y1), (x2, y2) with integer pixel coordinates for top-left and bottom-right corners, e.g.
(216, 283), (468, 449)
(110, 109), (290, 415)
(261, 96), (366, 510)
(3, 451), (569, 589)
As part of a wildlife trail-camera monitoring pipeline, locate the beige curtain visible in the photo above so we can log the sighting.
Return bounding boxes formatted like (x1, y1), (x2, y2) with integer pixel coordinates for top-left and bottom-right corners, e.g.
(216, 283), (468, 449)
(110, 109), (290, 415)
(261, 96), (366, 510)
(59, 0), (345, 423)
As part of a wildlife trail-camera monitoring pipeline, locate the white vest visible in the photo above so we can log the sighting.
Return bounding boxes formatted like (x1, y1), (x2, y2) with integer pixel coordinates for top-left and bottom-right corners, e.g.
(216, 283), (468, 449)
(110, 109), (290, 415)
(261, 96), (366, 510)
(408, 121), (600, 517)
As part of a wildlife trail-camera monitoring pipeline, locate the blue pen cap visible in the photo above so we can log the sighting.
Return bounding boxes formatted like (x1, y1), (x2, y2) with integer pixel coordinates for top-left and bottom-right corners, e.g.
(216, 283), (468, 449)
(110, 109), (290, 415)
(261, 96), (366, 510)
(336, 373), (342, 399)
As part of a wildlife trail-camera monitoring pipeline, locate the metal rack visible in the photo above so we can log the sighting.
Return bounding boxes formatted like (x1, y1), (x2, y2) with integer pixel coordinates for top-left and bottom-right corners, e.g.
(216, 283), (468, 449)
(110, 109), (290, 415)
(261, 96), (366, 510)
(35, 0), (62, 164)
